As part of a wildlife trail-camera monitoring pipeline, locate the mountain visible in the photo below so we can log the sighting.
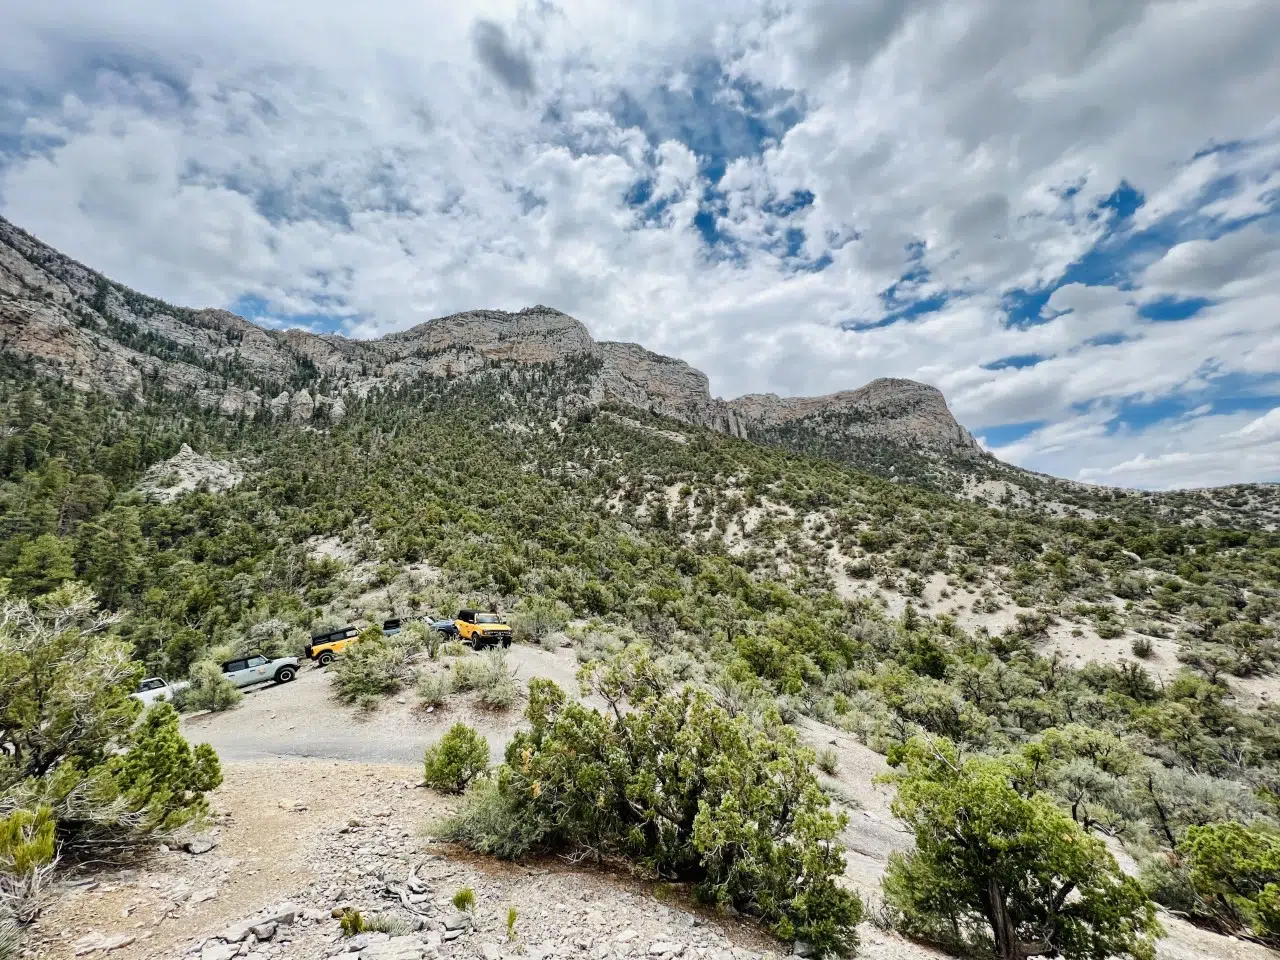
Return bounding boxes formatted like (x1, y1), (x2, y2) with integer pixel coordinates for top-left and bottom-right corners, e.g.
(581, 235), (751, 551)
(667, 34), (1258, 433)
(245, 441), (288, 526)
(0, 215), (978, 458)
(4, 216), (1280, 960)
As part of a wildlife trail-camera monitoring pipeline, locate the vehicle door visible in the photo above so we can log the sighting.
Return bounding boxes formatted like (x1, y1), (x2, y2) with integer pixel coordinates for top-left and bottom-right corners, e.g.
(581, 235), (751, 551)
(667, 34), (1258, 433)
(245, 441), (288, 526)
(222, 658), (250, 687)
(244, 655), (270, 684)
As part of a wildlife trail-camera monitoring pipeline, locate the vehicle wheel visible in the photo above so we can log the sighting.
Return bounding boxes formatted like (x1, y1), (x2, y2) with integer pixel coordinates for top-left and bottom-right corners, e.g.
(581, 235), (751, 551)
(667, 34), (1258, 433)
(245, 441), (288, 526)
(318, 652), (335, 666)
(275, 666), (297, 683)
(502, 638), (511, 648)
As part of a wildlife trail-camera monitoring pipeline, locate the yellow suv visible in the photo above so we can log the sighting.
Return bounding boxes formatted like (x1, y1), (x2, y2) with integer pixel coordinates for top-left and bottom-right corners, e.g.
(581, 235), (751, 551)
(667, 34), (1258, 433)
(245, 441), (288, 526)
(305, 626), (359, 665)
(454, 610), (512, 649)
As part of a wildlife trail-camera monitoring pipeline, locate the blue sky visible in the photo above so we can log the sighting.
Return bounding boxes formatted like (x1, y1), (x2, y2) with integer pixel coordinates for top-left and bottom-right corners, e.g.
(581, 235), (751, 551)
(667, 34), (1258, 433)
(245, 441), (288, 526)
(1, 0), (1279, 488)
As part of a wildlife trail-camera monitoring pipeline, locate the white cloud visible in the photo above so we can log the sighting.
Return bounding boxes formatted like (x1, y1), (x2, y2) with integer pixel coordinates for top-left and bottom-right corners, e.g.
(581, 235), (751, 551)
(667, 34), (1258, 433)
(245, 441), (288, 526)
(1, 0), (1279, 488)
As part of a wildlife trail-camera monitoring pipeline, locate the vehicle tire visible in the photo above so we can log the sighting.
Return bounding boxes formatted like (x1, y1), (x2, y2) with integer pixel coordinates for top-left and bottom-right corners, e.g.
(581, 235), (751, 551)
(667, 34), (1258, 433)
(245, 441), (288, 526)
(318, 652), (335, 666)
(275, 666), (297, 683)
(502, 638), (511, 648)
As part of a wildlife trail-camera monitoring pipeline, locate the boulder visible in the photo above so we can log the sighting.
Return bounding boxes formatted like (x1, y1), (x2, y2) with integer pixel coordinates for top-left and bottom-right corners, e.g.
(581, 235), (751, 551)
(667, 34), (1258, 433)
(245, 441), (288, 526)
(262, 903), (300, 925)
(649, 944), (683, 957)
(217, 921), (256, 944)
(183, 834), (218, 855)
(359, 937), (428, 960)
(291, 388), (315, 421)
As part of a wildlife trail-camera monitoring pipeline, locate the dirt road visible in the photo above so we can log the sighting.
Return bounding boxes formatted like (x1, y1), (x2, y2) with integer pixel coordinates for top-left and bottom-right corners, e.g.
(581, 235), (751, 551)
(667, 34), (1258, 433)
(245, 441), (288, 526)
(180, 644), (589, 764)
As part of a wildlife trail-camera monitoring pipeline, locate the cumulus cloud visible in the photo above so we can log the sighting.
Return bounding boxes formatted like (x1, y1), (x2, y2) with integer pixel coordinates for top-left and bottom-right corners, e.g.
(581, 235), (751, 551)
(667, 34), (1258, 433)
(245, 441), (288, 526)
(1, 0), (1279, 489)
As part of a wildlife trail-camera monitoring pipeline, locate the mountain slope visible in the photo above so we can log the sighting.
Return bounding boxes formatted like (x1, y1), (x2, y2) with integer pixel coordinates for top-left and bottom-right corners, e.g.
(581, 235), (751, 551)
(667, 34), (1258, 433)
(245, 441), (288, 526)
(3, 298), (1280, 960)
(0, 215), (977, 458)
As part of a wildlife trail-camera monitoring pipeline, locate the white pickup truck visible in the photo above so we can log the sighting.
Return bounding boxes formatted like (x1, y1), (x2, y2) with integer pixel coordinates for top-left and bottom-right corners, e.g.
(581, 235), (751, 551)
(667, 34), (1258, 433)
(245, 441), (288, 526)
(132, 677), (190, 706)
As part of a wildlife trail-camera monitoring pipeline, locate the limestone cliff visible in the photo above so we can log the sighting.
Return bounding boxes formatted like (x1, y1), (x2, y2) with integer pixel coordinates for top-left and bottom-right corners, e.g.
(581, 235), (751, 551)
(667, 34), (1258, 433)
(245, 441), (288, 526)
(0, 214), (978, 457)
(597, 342), (746, 438)
(729, 378), (979, 454)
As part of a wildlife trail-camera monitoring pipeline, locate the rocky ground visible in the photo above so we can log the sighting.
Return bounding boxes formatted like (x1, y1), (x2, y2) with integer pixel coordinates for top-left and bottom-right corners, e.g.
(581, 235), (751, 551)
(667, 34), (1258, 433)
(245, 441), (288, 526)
(137, 444), (243, 502)
(30, 650), (1279, 960)
(33, 759), (935, 960)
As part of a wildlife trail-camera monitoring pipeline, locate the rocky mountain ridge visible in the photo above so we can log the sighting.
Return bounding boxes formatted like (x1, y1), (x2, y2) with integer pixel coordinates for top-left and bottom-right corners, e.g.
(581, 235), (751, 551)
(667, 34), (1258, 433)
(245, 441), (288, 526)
(0, 215), (979, 458)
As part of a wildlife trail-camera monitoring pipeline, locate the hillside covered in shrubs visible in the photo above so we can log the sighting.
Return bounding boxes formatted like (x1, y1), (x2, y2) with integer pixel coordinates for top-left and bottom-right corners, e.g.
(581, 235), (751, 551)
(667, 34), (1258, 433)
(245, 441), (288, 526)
(1, 356), (1278, 956)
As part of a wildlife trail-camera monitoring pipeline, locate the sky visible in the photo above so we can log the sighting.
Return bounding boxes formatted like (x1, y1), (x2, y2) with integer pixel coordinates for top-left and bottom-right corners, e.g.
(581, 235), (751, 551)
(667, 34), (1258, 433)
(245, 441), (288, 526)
(1, 1), (1279, 490)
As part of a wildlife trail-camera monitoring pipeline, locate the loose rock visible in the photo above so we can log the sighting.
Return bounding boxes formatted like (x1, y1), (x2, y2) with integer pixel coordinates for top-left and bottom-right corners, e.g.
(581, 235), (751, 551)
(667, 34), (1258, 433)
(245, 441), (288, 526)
(183, 835), (218, 855)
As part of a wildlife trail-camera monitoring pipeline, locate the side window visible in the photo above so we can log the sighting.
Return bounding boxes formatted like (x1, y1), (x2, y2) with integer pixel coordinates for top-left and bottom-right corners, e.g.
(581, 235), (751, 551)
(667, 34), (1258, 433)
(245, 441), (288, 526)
(345, 628), (358, 639)
(247, 656), (268, 668)
(224, 659), (247, 673)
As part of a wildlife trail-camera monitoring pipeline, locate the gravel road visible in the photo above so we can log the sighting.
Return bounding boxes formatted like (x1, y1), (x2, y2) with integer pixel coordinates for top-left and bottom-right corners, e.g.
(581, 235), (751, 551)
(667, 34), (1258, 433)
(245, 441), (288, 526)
(180, 643), (587, 763)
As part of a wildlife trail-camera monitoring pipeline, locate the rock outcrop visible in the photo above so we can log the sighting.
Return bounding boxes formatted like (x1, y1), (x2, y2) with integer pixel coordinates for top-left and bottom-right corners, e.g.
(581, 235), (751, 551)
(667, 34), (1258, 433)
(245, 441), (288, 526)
(381, 306), (598, 365)
(137, 444), (243, 501)
(0, 214), (978, 457)
(598, 342), (747, 438)
(729, 378), (979, 454)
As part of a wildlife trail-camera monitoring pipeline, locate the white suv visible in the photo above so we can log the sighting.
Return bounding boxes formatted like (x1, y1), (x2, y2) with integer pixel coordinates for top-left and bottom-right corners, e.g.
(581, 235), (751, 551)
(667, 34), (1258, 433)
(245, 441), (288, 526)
(220, 654), (299, 688)
(132, 677), (190, 705)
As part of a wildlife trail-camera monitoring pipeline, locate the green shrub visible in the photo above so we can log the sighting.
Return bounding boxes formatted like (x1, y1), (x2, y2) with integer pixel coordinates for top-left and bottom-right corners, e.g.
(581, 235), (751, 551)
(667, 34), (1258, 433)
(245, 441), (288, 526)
(1131, 635), (1154, 659)
(174, 659), (242, 713)
(452, 887), (476, 911)
(423, 723), (489, 793)
(366, 914), (411, 935)
(331, 632), (411, 705)
(510, 596), (571, 643)
(882, 737), (1160, 960)
(817, 747), (840, 776)
(402, 620), (438, 658)
(1181, 821), (1280, 942)
(448, 673), (862, 956)
(505, 906), (518, 941)
(440, 778), (546, 858)
(417, 670), (454, 708)
(453, 650), (522, 710)
(442, 640), (468, 657)
(1139, 853), (1203, 918)
(0, 587), (221, 856)
(340, 910), (366, 937)
(0, 805), (56, 922)
(100, 703), (222, 835)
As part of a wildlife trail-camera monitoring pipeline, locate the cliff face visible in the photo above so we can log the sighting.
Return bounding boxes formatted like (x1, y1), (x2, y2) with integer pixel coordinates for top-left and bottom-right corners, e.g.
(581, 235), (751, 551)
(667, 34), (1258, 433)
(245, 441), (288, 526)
(597, 342), (747, 438)
(0, 214), (978, 456)
(729, 378), (980, 454)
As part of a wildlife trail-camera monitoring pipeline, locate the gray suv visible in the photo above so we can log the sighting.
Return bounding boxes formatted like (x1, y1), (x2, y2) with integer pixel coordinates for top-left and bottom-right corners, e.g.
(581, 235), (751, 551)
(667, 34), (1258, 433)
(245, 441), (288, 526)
(220, 654), (299, 688)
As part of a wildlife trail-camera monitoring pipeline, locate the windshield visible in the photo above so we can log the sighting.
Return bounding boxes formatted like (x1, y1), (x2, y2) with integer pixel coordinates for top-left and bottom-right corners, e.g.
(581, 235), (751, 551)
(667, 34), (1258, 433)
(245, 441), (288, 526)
(477, 613), (502, 624)
(139, 679), (164, 691)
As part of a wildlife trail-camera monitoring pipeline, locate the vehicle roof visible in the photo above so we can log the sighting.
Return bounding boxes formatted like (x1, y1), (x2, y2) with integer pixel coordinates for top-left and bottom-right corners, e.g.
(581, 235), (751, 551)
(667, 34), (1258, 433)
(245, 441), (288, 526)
(311, 625), (356, 640)
(222, 653), (266, 666)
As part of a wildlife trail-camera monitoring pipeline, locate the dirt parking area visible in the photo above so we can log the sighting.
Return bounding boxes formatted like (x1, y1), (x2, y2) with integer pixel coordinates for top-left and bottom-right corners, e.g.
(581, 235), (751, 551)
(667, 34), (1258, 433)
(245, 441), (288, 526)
(181, 644), (589, 764)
